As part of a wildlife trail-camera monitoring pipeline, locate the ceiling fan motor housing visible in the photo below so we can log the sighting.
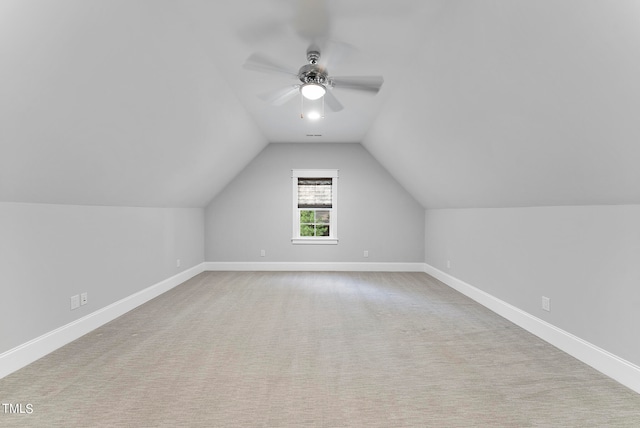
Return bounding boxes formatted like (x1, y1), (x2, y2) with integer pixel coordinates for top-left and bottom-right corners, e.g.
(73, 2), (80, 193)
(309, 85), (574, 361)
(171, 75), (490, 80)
(298, 64), (330, 87)
(298, 50), (331, 87)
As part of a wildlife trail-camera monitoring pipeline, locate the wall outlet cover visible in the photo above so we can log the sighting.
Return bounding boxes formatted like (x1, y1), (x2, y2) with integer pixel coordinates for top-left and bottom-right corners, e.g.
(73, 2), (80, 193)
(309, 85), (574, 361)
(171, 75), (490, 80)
(542, 296), (550, 311)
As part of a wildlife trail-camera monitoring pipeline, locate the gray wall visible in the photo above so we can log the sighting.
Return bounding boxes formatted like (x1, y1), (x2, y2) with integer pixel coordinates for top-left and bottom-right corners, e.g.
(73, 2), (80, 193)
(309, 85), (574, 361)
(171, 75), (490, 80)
(0, 202), (204, 354)
(424, 205), (640, 366)
(205, 143), (424, 263)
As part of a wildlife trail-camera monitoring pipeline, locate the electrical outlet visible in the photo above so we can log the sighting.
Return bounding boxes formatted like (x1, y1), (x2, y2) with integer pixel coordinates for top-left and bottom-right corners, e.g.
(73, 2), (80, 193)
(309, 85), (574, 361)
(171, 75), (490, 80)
(176, 259), (181, 268)
(363, 250), (369, 258)
(260, 249), (266, 257)
(80, 292), (88, 306)
(446, 260), (451, 269)
(70, 295), (80, 310)
(542, 296), (550, 312)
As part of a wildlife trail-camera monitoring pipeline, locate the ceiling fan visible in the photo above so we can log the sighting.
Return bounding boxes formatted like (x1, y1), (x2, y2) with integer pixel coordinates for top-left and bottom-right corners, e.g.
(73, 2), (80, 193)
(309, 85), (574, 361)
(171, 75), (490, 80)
(242, 44), (384, 115)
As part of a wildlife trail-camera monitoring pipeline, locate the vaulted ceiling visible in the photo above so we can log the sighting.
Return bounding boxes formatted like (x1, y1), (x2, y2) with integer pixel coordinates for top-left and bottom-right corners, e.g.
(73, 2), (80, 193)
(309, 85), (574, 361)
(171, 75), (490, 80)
(2, 0), (639, 208)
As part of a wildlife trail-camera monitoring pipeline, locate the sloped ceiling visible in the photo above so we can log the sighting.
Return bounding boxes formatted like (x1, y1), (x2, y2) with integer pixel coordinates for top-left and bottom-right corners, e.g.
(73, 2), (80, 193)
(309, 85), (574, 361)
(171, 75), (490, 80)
(2, 0), (639, 209)
(0, 0), (268, 207)
(363, 0), (640, 208)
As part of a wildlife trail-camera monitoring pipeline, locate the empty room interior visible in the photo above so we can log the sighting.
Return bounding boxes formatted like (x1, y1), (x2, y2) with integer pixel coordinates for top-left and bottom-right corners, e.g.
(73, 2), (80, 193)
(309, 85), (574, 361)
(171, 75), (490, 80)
(2, 0), (640, 426)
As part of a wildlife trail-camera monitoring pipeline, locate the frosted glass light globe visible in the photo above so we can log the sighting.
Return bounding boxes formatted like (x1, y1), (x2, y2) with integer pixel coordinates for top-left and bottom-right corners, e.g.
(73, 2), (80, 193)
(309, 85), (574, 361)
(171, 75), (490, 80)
(300, 83), (326, 100)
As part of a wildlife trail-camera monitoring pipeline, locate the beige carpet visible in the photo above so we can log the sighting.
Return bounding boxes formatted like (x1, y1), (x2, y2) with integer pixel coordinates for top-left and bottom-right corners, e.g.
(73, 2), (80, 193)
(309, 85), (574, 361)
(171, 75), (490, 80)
(1, 271), (639, 427)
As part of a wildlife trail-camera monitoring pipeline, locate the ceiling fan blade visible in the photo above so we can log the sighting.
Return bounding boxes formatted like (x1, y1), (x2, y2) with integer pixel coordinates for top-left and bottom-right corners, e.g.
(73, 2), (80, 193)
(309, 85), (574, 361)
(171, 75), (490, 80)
(331, 76), (384, 94)
(258, 85), (300, 106)
(243, 53), (298, 77)
(323, 90), (343, 112)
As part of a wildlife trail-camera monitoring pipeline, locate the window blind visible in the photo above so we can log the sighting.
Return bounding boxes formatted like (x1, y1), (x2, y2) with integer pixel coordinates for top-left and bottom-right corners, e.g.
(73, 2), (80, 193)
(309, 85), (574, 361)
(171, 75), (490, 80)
(297, 178), (332, 208)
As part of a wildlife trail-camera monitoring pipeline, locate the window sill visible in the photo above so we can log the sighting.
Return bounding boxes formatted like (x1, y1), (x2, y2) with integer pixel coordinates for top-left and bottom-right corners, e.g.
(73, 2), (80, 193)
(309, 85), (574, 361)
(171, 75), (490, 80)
(291, 238), (338, 245)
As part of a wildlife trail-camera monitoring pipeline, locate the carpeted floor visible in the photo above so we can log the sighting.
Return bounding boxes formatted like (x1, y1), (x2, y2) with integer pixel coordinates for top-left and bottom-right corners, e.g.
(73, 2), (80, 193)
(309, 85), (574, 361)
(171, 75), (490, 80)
(1, 271), (639, 427)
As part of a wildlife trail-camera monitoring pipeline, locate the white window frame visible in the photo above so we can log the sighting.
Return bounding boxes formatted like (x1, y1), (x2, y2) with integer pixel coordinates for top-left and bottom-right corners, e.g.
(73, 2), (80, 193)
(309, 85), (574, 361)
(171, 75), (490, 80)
(292, 169), (338, 245)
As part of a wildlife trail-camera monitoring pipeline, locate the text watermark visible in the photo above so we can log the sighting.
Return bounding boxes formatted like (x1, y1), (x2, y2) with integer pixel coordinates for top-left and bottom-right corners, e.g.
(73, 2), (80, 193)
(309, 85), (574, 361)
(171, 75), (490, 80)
(2, 403), (34, 415)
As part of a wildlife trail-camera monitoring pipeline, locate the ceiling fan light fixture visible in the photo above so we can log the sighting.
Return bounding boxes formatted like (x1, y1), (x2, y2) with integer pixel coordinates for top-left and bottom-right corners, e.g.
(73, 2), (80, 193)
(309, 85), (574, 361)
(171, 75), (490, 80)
(300, 83), (326, 100)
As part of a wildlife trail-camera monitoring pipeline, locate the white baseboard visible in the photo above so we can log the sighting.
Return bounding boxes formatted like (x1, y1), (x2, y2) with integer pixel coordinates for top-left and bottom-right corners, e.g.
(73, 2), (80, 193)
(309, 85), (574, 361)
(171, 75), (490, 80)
(0, 263), (205, 380)
(204, 261), (426, 272)
(423, 263), (640, 395)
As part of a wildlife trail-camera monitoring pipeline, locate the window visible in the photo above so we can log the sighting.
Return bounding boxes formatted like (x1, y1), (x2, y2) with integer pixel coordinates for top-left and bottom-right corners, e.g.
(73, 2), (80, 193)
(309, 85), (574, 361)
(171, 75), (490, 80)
(292, 169), (338, 245)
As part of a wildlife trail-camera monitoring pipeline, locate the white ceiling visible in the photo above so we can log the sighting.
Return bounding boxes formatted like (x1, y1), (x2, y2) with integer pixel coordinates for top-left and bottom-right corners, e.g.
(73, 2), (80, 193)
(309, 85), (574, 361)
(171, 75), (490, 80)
(2, 0), (640, 208)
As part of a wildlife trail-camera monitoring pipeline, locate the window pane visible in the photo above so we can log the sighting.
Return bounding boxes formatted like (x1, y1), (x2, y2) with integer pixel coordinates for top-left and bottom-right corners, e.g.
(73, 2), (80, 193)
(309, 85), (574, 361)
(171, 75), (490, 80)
(316, 225), (330, 236)
(300, 210), (315, 223)
(300, 224), (315, 236)
(315, 210), (330, 223)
